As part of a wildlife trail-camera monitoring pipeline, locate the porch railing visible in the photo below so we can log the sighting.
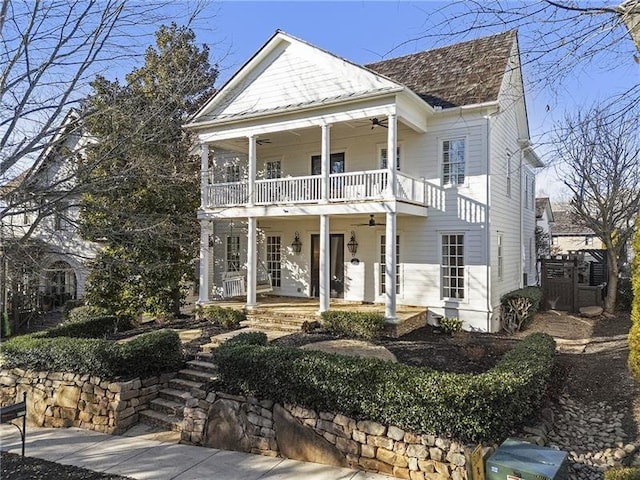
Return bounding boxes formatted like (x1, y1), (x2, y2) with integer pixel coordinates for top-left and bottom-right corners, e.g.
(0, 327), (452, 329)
(205, 169), (427, 208)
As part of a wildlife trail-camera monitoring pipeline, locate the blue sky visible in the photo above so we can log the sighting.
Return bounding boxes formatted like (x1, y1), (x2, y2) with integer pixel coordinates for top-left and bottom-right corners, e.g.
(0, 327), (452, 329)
(181, 1), (638, 200)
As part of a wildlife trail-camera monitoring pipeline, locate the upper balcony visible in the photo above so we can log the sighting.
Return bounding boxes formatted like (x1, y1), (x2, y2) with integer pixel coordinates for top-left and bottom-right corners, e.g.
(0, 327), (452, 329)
(204, 168), (428, 209)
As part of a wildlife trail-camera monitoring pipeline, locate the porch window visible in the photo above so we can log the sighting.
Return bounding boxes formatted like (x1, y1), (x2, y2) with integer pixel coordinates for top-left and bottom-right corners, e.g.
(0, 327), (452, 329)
(380, 235), (400, 295)
(441, 234), (464, 299)
(226, 236), (241, 272)
(265, 160), (281, 179)
(311, 152), (345, 175)
(497, 234), (503, 280)
(225, 165), (241, 183)
(379, 146), (401, 171)
(442, 139), (465, 185)
(266, 236), (281, 287)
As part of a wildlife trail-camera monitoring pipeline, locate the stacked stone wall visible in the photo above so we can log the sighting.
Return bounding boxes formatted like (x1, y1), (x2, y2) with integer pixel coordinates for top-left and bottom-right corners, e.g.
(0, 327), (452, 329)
(0, 368), (174, 434)
(182, 391), (469, 480)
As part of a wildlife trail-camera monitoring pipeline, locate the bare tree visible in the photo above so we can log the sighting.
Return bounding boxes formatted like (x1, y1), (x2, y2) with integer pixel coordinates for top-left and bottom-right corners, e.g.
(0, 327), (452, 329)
(399, 1), (639, 115)
(552, 105), (640, 313)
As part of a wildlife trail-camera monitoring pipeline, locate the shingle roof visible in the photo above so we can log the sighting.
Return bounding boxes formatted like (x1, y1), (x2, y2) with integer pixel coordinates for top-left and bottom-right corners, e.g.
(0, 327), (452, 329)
(551, 210), (595, 236)
(365, 30), (517, 108)
(535, 197), (550, 219)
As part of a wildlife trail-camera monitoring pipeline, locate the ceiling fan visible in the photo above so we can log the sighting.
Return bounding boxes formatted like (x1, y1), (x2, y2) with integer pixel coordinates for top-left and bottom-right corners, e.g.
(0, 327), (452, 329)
(352, 214), (386, 227)
(370, 117), (388, 129)
(256, 138), (272, 145)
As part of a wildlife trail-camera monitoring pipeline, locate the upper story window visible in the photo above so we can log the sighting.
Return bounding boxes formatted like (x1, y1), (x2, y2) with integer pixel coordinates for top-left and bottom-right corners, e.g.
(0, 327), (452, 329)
(379, 146), (401, 171)
(225, 165), (241, 183)
(54, 204), (71, 231)
(265, 160), (281, 179)
(442, 139), (465, 185)
(524, 173), (531, 209)
(311, 152), (345, 175)
(585, 236), (594, 246)
(506, 153), (512, 197)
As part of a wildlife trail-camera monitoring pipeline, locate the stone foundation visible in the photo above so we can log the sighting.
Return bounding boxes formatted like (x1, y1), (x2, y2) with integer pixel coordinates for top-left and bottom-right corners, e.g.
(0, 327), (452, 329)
(182, 391), (469, 480)
(0, 368), (174, 434)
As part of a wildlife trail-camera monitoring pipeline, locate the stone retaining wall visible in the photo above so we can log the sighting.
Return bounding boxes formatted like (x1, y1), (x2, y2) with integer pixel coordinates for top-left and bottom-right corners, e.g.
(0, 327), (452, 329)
(182, 391), (469, 480)
(0, 368), (174, 434)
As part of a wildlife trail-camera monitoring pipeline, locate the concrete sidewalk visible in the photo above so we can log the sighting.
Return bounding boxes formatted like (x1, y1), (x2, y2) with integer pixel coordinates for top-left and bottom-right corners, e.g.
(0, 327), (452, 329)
(0, 425), (391, 480)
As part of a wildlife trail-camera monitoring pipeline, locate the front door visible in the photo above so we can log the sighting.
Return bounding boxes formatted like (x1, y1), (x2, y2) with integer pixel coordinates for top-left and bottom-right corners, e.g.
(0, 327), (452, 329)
(310, 234), (344, 298)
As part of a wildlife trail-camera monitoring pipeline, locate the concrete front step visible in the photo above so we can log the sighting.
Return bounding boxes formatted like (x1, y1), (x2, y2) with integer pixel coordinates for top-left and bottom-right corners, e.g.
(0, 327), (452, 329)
(240, 320), (302, 332)
(150, 397), (185, 416)
(139, 408), (183, 432)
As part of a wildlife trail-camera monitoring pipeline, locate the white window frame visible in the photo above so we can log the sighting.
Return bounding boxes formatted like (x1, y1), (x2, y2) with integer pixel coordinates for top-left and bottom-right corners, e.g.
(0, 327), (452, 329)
(497, 234), (503, 280)
(266, 235), (282, 287)
(441, 233), (465, 300)
(264, 159), (282, 179)
(225, 164), (241, 183)
(379, 234), (400, 295)
(377, 143), (402, 171)
(226, 236), (241, 272)
(506, 154), (512, 198)
(441, 137), (466, 186)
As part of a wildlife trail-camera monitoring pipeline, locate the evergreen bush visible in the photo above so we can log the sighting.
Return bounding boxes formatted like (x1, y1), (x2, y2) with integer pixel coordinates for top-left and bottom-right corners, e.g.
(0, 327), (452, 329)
(500, 286), (543, 332)
(65, 305), (110, 323)
(321, 311), (386, 340)
(628, 215), (640, 381)
(214, 332), (556, 442)
(42, 315), (134, 339)
(194, 305), (245, 329)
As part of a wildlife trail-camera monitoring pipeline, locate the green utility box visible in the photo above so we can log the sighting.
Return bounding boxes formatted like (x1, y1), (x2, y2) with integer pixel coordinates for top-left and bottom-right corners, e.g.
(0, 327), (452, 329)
(486, 438), (569, 480)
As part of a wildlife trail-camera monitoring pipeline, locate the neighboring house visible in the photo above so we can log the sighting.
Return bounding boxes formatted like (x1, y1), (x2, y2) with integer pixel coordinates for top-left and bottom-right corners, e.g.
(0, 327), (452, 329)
(535, 197), (554, 254)
(184, 30), (542, 332)
(0, 112), (99, 314)
(551, 209), (604, 254)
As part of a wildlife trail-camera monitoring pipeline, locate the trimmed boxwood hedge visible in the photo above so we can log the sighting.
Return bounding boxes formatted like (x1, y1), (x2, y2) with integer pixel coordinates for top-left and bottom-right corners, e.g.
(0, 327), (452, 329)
(214, 332), (556, 442)
(195, 305), (245, 329)
(321, 311), (386, 340)
(1, 330), (183, 379)
(65, 305), (110, 323)
(41, 315), (135, 339)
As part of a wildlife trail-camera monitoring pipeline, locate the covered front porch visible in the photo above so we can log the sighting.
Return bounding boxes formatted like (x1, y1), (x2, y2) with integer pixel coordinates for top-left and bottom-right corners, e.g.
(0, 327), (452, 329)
(204, 296), (428, 338)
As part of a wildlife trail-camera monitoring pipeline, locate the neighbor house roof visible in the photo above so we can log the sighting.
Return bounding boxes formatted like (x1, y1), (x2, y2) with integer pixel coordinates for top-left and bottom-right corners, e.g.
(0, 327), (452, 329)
(535, 197), (554, 221)
(366, 30), (517, 108)
(551, 210), (595, 236)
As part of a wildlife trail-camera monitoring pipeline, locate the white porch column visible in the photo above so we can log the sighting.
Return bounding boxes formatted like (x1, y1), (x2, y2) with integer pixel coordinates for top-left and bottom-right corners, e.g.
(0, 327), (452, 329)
(246, 216), (257, 309)
(319, 214), (330, 313)
(200, 142), (209, 208)
(385, 211), (398, 322)
(198, 220), (211, 304)
(387, 113), (397, 198)
(248, 135), (256, 206)
(321, 123), (331, 203)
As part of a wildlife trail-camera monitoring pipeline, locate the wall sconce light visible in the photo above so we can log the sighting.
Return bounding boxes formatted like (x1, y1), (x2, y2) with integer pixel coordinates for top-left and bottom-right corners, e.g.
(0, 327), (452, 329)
(291, 231), (302, 255)
(347, 231), (358, 257)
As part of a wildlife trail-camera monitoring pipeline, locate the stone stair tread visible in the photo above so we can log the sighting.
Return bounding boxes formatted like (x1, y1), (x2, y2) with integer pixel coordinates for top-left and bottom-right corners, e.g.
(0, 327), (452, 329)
(186, 360), (218, 372)
(169, 378), (203, 390)
(139, 409), (183, 432)
(151, 397), (183, 411)
(159, 388), (192, 401)
(179, 368), (217, 379)
(240, 321), (301, 332)
(196, 352), (214, 361)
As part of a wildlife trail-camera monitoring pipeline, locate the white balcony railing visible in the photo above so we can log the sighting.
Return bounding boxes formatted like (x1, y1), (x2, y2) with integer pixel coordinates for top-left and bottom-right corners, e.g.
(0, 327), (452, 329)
(205, 169), (427, 208)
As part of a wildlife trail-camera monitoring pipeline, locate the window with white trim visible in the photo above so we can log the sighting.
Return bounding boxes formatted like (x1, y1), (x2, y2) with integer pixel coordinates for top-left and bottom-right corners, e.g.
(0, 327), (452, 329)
(380, 235), (400, 295)
(497, 234), (503, 280)
(225, 165), (241, 183)
(441, 234), (465, 299)
(379, 146), (401, 171)
(506, 154), (512, 197)
(266, 236), (281, 287)
(442, 139), (465, 185)
(265, 161), (281, 179)
(226, 236), (241, 272)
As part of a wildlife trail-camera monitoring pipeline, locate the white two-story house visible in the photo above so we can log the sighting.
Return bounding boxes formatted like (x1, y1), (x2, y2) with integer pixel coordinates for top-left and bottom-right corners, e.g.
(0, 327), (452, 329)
(0, 112), (99, 312)
(184, 30), (541, 332)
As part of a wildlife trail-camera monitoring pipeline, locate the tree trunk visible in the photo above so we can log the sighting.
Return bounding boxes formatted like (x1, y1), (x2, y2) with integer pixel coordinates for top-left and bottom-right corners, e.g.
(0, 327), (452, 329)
(171, 287), (182, 317)
(604, 249), (620, 314)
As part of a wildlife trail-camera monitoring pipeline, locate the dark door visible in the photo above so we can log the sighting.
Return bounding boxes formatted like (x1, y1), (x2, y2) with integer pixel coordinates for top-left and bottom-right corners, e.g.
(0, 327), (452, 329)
(310, 234), (344, 298)
(311, 152), (345, 175)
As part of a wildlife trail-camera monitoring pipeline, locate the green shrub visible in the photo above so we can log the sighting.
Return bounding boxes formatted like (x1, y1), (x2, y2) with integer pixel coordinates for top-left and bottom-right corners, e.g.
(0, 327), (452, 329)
(195, 305), (245, 329)
(605, 467), (640, 480)
(66, 305), (110, 323)
(42, 316), (135, 339)
(214, 332), (555, 443)
(617, 277), (633, 312)
(439, 317), (463, 334)
(63, 299), (85, 315)
(500, 287), (543, 333)
(225, 331), (268, 346)
(1, 330), (182, 378)
(321, 311), (385, 340)
(628, 215), (640, 381)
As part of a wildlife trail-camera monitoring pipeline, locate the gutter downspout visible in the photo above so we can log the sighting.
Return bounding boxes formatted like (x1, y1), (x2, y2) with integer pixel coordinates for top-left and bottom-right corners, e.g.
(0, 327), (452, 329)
(485, 114), (493, 333)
